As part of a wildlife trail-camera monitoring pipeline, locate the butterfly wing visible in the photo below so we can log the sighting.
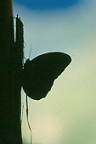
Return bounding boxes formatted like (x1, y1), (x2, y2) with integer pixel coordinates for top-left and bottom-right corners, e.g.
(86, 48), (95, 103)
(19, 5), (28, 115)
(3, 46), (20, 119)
(22, 52), (71, 100)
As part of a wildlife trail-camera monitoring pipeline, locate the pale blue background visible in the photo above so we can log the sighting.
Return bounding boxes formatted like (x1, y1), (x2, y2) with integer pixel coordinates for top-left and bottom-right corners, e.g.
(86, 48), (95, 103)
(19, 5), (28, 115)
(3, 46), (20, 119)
(13, 0), (96, 144)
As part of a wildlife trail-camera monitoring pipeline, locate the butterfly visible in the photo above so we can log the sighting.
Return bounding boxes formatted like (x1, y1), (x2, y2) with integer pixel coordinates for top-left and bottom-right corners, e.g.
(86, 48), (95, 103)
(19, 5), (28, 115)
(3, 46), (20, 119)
(22, 52), (71, 100)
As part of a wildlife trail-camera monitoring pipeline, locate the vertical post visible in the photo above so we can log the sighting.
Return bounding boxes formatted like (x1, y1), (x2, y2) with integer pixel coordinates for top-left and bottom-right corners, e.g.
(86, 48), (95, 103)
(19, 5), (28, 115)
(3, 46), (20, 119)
(12, 15), (24, 143)
(0, 0), (14, 143)
(0, 0), (23, 143)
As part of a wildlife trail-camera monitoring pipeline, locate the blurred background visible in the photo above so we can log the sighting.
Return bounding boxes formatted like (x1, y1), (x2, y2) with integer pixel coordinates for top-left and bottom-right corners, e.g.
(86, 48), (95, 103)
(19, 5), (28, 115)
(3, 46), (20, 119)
(13, 0), (96, 143)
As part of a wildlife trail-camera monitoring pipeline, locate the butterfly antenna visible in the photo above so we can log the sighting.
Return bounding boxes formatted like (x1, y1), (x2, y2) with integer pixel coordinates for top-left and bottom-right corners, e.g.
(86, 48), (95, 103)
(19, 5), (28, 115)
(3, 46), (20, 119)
(26, 94), (32, 144)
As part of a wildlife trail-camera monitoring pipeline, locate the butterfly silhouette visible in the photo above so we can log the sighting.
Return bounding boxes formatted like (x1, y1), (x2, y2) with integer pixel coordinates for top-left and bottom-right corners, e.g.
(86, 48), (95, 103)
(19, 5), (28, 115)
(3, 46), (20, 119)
(22, 52), (71, 100)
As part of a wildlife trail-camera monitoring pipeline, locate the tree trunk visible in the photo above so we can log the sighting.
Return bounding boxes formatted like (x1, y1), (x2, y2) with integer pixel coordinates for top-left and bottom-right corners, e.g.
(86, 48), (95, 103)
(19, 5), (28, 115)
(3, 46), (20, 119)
(0, 1), (23, 143)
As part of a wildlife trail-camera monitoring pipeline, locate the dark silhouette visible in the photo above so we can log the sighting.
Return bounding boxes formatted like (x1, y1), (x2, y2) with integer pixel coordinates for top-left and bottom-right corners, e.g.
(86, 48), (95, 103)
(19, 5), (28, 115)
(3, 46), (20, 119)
(0, 0), (71, 143)
(22, 52), (71, 100)
(0, 1), (23, 143)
